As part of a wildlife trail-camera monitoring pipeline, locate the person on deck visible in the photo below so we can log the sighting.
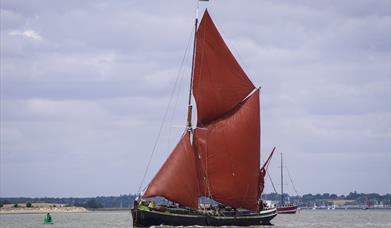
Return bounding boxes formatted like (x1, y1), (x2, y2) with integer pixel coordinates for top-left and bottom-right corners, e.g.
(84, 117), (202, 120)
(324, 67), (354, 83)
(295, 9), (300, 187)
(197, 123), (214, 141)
(148, 201), (155, 209)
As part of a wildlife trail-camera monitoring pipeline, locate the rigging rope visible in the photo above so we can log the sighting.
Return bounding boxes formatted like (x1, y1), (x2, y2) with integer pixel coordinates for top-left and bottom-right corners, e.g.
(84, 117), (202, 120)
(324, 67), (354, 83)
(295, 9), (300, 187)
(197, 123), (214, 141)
(167, 30), (194, 149)
(267, 171), (278, 194)
(137, 28), (195, 194)
(285, 165), (300, 196)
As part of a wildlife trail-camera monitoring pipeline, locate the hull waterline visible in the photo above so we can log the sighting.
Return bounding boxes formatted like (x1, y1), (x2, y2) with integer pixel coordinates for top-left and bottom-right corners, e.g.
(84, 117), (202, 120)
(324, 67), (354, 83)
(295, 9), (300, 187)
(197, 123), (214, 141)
(131, 207), (277, 227)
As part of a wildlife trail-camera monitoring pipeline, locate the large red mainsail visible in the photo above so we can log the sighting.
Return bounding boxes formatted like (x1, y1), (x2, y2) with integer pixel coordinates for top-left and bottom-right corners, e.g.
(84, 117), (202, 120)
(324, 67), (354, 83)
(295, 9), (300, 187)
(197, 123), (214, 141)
(194, 90), (260, 211)
(193, 10), (255, 126)
(143, 132), (200, 209)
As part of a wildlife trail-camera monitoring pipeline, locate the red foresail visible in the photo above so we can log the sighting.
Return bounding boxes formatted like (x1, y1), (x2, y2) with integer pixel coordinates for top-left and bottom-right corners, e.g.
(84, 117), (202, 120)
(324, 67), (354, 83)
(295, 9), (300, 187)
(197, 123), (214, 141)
(143, 132), (200, 209)
(193, 10), (255, 126)
(194, 90), (260, 211)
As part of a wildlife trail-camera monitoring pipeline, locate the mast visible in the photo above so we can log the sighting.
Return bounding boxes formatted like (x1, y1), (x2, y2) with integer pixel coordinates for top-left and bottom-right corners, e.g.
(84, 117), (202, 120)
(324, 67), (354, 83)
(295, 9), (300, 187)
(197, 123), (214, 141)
(280, 152), (284, 205)
(186, 4), (199, 130)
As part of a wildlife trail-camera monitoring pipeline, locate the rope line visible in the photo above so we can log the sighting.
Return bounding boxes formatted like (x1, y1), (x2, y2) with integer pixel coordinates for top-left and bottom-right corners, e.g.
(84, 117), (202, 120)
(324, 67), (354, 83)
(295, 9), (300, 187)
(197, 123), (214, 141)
(285, 165), (300, 196)
(167, 29), (194, 150)
(267, 171), (278, 194)
(137, 28), (194, 194)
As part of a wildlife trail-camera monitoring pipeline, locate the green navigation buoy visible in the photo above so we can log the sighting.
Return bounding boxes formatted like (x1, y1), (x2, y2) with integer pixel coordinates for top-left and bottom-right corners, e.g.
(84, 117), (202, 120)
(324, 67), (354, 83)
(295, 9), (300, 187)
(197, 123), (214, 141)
(43, 213), (54, 224)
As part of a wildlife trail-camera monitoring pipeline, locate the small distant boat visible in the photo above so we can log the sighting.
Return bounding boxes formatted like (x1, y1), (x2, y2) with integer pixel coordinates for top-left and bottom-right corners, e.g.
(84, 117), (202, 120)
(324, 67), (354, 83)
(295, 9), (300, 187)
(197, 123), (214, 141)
(276, 153), (298, 214)
(277, 204), (298, 214)
(361, 198), (371, 210)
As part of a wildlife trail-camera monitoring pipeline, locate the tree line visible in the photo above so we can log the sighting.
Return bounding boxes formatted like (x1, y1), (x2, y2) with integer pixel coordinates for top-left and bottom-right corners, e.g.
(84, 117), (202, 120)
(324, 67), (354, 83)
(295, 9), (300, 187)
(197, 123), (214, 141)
(1, 191), (390, 208)
(262, 191), (391, 207)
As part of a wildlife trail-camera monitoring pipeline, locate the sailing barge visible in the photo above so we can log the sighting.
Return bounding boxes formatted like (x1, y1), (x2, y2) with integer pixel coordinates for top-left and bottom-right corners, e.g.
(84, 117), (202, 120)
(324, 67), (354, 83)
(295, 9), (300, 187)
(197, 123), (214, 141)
(132, 7), (277, 227)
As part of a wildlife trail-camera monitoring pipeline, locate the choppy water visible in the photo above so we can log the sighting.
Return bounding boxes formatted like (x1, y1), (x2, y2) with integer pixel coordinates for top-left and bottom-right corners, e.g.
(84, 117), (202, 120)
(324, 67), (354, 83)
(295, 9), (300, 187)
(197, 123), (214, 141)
(0, 210), (390, 228)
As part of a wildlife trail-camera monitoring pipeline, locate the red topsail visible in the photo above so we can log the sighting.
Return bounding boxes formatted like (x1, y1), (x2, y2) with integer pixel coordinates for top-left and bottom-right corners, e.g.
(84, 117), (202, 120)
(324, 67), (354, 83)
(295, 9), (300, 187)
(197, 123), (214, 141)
(193, 10), (255, 126)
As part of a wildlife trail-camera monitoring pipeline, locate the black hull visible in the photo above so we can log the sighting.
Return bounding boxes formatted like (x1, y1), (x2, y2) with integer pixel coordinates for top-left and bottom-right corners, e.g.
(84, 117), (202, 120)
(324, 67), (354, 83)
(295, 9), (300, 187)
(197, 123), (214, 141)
(131, 207), (277, 227)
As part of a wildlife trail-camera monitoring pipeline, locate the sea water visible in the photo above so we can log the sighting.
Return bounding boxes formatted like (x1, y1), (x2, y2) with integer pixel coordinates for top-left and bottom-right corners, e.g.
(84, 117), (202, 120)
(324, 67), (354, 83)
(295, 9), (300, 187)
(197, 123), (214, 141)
(0, 210), (390, 228)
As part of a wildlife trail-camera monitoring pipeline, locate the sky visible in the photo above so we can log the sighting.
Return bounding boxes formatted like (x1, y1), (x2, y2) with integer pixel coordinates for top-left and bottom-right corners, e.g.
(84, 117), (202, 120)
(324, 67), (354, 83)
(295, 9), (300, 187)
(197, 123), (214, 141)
(1, 0), (390, 198)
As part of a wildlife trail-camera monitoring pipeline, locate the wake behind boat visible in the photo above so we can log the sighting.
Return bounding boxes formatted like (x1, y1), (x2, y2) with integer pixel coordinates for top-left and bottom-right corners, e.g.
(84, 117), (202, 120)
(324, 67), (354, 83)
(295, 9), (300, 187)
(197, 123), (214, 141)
(132, 2), (278, 226)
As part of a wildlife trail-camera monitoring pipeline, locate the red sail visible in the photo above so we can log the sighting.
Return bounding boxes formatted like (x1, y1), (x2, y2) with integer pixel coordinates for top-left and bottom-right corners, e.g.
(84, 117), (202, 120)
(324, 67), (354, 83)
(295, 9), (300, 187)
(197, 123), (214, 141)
(193, 10), (255, 126)
(259, 169), (266, 196)
(143, 132), (200, 209)
(259, 147), (276, 194)
(194, 90), (260, 211)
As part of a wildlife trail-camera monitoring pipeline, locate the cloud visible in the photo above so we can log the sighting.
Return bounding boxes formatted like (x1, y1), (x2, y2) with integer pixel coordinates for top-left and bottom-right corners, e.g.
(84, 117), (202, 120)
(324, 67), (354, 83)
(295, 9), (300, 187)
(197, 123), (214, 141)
(0, 9), (25, 29)
(9, 29), (42, 41)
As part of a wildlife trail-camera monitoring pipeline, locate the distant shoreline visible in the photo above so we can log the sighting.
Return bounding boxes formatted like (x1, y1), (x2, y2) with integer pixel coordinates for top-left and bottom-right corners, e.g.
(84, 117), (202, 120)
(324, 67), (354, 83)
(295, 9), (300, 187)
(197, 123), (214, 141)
(0, 204), (134, 214)
(0, 208), (133, 214)
(1, 192), (390, 211)
(0, 203), (88, 214)
(300, 207), (391, 210)
(0, 210), (89, 214)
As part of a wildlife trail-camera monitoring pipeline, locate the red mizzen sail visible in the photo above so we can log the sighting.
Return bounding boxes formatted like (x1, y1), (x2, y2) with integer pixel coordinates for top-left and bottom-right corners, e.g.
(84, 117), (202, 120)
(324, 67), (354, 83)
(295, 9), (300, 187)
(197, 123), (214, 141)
(143, 132), (200, 209)
(193, 10), (255, 126)
(194, 90), (260, 211)
(259, 147), (276, 194)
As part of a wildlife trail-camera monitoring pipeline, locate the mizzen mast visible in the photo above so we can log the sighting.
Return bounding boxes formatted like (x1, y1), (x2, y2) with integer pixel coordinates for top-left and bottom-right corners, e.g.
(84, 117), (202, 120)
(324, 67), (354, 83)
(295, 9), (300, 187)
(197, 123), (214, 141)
(280, 152), (284, 205)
